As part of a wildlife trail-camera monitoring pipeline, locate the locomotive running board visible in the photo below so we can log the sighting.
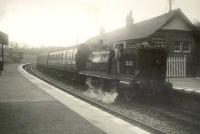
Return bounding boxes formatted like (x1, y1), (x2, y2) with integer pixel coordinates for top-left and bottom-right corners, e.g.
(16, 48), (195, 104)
(79, 71), (114, 80)
(79, 71), (133, 82)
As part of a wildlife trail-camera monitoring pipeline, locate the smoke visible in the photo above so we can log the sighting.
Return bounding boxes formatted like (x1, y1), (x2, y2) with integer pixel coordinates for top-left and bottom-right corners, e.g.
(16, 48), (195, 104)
(89, 51), (109, 63)
(84, 78), (118, 104)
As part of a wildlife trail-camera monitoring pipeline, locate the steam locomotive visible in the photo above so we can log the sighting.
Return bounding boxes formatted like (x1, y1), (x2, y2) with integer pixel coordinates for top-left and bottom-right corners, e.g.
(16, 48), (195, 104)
(37, 42), (172, 101)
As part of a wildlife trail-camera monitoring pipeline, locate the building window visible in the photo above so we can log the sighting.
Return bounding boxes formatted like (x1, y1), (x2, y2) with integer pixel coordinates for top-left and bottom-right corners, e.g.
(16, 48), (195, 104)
(173, 41), (191, 53)
(182, 41), (190, 53)
(125, 61), (135, 66)
(174, 41), (181, 52)
(152, 38), (167, 48)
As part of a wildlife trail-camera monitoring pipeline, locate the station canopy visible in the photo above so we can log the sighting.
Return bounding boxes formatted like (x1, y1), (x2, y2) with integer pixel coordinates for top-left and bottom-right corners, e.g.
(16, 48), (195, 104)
(0, 31), (8, 45)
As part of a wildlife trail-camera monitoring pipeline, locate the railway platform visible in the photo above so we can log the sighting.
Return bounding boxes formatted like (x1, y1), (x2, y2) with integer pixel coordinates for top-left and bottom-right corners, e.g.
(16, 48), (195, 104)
(0, 64), (105, 134)
(169, 78), (200, 93)
(0, 64), (149, 134)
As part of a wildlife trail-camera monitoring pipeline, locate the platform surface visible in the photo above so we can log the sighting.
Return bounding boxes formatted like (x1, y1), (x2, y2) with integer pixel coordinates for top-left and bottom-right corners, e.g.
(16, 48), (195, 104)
(0, 64), (105, 134)
(0, 64), (149, 134)
(169, 78), (200, 93)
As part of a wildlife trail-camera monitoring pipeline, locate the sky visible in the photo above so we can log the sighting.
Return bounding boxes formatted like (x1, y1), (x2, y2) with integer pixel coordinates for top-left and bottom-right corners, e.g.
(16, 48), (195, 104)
(0, 0), (199, 47)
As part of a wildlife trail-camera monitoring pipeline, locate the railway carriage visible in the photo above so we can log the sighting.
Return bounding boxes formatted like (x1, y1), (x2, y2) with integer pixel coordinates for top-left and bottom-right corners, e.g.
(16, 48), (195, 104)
(46, 46), (78, 72)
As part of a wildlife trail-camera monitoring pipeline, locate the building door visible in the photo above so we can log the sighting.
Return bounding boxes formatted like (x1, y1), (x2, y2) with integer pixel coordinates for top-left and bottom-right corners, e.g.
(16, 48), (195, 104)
(166, 56), (186, 77)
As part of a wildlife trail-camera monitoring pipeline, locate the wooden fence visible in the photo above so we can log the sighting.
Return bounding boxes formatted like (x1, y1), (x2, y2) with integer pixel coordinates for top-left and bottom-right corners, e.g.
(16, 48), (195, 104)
(166, 56), (186, 77)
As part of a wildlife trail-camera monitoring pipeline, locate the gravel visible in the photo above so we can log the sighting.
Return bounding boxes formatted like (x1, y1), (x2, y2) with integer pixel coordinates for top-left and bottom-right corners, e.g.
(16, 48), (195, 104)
(34, 68), (200, 134)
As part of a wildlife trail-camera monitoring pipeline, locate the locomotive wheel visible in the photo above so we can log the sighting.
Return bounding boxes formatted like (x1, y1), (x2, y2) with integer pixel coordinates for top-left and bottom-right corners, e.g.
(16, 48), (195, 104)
(123, 88), (135, 102)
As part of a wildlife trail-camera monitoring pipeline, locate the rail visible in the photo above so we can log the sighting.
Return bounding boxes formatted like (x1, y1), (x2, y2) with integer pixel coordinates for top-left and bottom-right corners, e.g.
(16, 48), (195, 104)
(24, 64), (167, 134)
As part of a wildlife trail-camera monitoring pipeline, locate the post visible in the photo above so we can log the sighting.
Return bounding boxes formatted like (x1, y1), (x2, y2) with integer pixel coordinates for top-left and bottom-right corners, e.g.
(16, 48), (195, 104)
(0, 44), (3, 71)
(1, 43), (4, 70)
(0, 31), (8, 72)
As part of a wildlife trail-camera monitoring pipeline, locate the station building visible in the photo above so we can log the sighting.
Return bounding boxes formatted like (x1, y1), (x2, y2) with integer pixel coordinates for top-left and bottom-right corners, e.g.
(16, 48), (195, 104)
(86, 9), (200, 78)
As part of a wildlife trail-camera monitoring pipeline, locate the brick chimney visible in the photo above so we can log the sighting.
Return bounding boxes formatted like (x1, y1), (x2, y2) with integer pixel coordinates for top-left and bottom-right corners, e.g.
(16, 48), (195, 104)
(126, 11), (134, 27)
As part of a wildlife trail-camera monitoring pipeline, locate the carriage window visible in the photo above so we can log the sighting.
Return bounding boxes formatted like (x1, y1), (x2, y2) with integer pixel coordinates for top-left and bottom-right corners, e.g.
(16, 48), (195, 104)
(152, 38), (167, 48)
(73, 52), (76, 60)
(183, 41), (190, 53)
(65, 53), (67, 59)
(72, 52), (74, 60)
(68, 52), (70, 59)
(174, 41), (181, 52)
(66, 52), (69, 59)
(61, 53), (63, 60)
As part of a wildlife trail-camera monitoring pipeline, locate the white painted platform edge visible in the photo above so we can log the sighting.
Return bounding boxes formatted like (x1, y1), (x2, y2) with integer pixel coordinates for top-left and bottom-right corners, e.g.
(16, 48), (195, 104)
(18, 64), (150, 134)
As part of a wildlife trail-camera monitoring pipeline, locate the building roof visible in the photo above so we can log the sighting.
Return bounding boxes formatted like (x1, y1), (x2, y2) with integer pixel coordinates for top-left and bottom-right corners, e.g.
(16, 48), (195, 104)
(0, 31), (8, 45)
(86, 9), (193, 45)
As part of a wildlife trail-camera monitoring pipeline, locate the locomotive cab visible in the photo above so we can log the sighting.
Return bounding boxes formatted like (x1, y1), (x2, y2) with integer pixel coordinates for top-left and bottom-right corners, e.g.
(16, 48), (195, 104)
(137, 47), (167, 82)
(117, 46), (171, 101)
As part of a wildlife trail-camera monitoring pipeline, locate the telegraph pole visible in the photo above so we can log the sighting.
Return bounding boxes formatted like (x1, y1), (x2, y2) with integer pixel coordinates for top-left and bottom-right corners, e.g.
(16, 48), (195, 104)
(1, 44), (4, 71)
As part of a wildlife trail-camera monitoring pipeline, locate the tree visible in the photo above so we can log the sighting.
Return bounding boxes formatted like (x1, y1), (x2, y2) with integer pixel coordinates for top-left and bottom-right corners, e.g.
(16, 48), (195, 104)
(192, 21), (200, 76)
(193, 21), (200, 43)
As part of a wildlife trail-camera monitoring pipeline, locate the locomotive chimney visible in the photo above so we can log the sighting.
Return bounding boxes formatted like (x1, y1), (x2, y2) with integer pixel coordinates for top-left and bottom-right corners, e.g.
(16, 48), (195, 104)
(126, 10), (134, 27)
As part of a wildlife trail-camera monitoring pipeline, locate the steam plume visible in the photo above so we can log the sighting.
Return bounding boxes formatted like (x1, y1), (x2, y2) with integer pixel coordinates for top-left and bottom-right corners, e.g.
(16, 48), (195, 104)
(84, 78), (118, 104)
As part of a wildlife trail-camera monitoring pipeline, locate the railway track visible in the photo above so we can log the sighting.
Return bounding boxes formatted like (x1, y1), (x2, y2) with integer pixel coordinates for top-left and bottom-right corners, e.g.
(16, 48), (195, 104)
(107, 101), (200, 133)
(24, 64), (166, 134)
(24, 64), (200, 134)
